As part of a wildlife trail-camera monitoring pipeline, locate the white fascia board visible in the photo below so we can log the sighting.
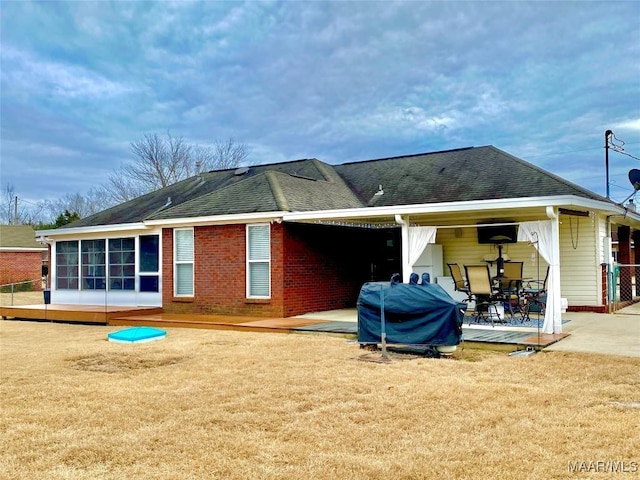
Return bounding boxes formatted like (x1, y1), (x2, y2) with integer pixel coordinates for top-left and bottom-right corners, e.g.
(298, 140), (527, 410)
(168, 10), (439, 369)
(143, 211), (286, 228)
(0, 247), (48, 252)
(282, 195), (624, 222)
(35, 222), (150, 239)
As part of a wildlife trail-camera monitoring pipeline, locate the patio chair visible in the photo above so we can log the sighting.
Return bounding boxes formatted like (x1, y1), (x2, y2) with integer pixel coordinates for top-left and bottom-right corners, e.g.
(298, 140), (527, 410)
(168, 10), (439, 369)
(522, 266), (549, 320)
(447, 263), (471, 302)
(464, 264), (506, 326)
(499, 261), (525, 318)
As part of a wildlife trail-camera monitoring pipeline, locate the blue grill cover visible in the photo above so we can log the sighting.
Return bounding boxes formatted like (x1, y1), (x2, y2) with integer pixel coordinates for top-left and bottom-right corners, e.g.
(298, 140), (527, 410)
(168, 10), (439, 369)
(357, 281), (464, 346)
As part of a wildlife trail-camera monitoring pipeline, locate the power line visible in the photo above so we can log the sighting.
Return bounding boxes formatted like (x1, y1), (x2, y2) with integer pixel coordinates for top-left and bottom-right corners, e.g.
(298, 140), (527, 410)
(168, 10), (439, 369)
(610, 145), (640, 162)
(525, 141), (640, 159)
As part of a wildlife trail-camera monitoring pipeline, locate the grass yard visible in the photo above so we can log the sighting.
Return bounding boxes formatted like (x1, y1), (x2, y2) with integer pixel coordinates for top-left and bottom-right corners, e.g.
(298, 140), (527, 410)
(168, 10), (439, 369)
(1, 319), (638, 480)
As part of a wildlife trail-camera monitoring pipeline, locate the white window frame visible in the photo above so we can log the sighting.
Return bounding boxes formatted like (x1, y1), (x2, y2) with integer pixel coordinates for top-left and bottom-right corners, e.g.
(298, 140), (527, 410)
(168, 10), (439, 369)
(174, 228), (194, 297)
(138, 234), (161, 293)
(246, 224), (271, 299)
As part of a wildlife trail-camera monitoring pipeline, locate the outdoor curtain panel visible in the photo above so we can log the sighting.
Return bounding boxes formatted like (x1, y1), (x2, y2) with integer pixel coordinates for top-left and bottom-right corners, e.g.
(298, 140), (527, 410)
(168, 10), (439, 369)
(518, 220), (561, 334)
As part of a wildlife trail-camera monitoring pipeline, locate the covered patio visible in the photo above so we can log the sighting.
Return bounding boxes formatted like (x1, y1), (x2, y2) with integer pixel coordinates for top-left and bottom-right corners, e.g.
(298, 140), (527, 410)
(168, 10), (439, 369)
(283, 196), (621, 335)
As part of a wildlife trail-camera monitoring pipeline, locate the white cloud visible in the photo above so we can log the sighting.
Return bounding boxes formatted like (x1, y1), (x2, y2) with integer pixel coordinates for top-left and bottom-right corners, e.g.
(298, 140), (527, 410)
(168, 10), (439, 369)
(2, 47), (134, 100)
(614, 119), (640, 132)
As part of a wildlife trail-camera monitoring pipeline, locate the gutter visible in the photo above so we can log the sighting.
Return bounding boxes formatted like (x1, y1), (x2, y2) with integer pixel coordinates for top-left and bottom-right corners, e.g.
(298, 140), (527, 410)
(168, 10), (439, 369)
(282, 195), (625, 223)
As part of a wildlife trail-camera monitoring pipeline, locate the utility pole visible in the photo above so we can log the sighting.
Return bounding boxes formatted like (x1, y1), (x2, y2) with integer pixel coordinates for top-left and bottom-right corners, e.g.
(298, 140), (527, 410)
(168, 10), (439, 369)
(605, 130), (613, 199)
(13, 195), (18, 225)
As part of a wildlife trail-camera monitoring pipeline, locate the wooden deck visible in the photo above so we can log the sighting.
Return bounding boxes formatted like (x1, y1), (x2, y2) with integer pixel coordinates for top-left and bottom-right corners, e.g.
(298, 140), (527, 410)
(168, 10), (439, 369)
(0, 304), (330, 333)
(461, 328), (569, 350)
(0, 304), (163, 324)
(0, 304), (570, 348)
(110, 312), (330, 334)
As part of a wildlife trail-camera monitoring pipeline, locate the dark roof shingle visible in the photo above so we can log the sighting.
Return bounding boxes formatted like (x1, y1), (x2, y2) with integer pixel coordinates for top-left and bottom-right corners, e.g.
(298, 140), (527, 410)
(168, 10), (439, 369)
(59, 146), (609, 229)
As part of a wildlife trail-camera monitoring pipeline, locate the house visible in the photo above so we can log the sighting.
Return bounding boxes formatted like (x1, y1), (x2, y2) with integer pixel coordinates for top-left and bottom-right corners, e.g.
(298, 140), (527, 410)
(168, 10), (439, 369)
(35, 146), (640, 334)
(0, 225), (48, 290)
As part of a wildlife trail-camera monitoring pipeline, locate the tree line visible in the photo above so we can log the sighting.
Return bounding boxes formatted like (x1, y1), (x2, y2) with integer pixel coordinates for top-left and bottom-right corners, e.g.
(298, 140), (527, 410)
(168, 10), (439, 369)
(1, 133), (247, 229)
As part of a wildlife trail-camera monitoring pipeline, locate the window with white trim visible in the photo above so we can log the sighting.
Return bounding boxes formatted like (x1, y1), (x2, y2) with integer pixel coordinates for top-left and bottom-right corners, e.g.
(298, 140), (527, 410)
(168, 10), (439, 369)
(109, 238), (135, 290)
(81, 239), (106, 290)
(174, 228), (194, 296)
(139, 234), (160, 292)
(56, 240), (79, 290)
(247, 224), (270, 298)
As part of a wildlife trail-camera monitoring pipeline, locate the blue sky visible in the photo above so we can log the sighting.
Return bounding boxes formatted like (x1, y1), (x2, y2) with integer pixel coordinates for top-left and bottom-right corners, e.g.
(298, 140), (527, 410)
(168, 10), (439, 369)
(1, 0), (639, 207)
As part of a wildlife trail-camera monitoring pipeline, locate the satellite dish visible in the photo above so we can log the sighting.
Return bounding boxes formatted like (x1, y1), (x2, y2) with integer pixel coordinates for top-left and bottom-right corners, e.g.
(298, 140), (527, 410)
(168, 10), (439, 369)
(629, 169), (640, 190)
(234, 166), (249, 176)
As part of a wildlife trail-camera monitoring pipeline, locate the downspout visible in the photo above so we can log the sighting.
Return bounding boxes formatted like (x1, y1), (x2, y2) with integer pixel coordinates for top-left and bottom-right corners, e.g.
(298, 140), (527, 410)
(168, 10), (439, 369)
(546, 206), (562, 334)
(395, 214), (410, 283)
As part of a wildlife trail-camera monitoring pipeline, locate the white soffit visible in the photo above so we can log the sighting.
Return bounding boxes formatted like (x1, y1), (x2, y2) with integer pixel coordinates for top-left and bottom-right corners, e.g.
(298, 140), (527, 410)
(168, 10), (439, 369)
(282, 195), (623, 224)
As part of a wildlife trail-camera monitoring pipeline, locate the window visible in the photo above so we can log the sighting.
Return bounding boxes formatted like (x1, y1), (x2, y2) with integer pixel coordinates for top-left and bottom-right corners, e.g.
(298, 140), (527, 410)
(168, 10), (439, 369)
(109, 238), (135, 290)
(81, 239), (106, 290)
(247, 224), (270, 298)
(174, 228), (194, 296)
(139, 235), (160, 292)
(56, 241), (79, 290)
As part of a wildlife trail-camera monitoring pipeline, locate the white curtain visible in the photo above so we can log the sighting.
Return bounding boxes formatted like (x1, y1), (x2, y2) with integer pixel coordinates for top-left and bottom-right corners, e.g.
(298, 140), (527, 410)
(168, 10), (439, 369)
(408, 226), (438, 267)
(517, 220), (562, 333)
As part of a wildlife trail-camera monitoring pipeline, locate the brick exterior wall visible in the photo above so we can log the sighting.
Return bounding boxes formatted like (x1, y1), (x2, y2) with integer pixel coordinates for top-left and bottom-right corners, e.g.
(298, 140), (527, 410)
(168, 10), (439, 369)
(162, 224), (286, 317)
(161, 223), (400, 318)
(0, 251), (45, 290)
(282, 223), (387, 317)
(601, 263), (608, 310)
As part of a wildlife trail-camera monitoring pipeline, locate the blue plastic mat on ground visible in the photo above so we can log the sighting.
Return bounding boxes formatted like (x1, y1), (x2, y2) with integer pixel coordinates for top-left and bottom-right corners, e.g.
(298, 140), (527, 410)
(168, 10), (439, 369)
(108, 327), (167, 343)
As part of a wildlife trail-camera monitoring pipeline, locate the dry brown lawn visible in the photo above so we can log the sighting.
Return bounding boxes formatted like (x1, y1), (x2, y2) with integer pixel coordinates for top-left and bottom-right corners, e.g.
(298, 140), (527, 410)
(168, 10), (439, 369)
(1, 319), (639, 480)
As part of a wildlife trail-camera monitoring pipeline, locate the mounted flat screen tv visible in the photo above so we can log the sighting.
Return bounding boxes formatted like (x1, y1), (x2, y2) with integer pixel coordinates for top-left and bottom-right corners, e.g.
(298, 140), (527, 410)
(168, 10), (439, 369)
(477, 224), (518, 244)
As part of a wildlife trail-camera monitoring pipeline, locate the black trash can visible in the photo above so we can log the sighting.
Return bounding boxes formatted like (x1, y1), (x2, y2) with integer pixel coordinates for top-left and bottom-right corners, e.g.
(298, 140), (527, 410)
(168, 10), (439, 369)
(43, 289), (51, 304)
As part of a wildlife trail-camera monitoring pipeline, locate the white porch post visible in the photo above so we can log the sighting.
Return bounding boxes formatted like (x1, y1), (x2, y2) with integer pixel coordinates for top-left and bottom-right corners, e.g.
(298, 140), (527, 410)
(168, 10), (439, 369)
(546, 206), (563, 334)
(395, 215), (411, 283)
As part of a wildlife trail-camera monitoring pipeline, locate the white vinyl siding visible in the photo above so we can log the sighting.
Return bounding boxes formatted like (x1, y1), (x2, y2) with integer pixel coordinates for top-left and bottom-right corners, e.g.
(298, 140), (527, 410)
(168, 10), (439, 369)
(437, 218), (603, 308)
(247, 224), (270, 298)
(174, 228), (194, 296)
(559, 213), (600, 306)
(438, 227), (548, 282)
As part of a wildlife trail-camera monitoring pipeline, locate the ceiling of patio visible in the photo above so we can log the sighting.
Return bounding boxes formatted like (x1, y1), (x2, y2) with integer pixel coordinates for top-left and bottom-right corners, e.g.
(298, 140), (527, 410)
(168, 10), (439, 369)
(289, 205), (557, 229)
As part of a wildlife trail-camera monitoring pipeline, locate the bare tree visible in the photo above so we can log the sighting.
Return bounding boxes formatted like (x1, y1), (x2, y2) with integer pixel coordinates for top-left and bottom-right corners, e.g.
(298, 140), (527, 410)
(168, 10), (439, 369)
(211, 138), (249, 170)
(0, 183), (16, 224)
(39, 189), (107, 225)
(0, 183), (45, 225)
(103, 133), (248, 203)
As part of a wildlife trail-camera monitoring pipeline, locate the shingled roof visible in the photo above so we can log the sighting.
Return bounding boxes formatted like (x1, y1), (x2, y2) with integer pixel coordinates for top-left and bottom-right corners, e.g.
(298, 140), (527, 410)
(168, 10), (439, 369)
(334, 146), (607, 206)
(147, 167), (362, 220)
(66, 158), (346, 227)
(0, 225), (47, 250)
(61, 145), (609, 229)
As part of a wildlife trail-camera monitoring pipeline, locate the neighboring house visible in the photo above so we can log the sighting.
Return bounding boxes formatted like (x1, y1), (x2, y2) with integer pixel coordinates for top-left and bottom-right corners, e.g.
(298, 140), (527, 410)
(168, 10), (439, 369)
(35, 146), (640, 334)
(0, 225), (48, 290)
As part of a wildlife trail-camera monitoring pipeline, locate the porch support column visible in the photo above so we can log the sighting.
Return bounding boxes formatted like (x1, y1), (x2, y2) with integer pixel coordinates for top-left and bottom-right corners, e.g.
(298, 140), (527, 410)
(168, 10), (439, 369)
(395, 215), (411, 283)
(546, 207), (563, 334)
(618, 225), (632, 301)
